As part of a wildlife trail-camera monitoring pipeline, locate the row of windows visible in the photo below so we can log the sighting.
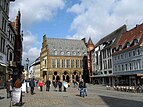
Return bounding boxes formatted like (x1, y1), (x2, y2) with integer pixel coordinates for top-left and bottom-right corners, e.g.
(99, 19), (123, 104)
(114, 49), (141, 61)
(114, 59), (141, 72)
(2, 17), (7, 32)
(7, 28), (15, 46)
(0, 0), (9, 14)
(52, 59), (83, 68)
(103, 59), (112, 69)
(102, 48), (112, 59)
(54, 50), (85, 56)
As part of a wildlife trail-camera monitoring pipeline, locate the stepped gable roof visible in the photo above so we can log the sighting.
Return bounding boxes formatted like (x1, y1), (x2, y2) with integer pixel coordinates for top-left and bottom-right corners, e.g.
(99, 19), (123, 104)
(46, 38), (87, 56)
(116, 23), (143, 46)
(95, 25), (126, 47)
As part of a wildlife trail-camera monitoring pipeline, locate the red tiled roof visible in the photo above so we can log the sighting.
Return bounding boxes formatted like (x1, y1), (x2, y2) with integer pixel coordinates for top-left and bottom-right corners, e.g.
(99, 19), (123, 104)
(116, 23), (143, 46)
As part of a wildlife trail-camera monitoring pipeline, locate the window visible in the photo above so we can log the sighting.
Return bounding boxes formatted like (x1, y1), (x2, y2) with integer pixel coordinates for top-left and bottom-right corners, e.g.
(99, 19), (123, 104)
(80, 60), (83, 68)
(104, 71), (107, 74)
(54, 51), (57, 55)
(133, 51), (136, 56)
(137, 49), (140, 55)
(61, 51), (64, 55)
(52, 59), (56, 68)
(129, 52), (131, 57)
(66, 59), (70, 68)
(76, 60), (79, 68)
(115, 65), (117, 71)
(71, 59), (74, 68)
(109, 71), (112, 74)
(118, 65), (121, 71)
(73, 51), (76, 56)
(0, 37), (5, 53)
(57, 59), (60, 68)
(121, 54), (123, 59)
(67, 51), (70, 56)
(125, 64), (128, 71)
(129, 63), (132, 70)
(122, 64), (124, 71)
(62, 59), (65, 68)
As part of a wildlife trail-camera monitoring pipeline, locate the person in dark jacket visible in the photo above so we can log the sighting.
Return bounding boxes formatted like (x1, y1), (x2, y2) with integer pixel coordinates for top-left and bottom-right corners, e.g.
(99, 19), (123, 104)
(29, 78), (35, 95)
(45, 78), (51, 91)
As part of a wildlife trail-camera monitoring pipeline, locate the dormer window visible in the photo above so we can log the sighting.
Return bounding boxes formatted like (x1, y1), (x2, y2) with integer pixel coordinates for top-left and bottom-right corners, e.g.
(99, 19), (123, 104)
(134, 39), (138, 45)
(67, 51), (70, 56)
(119, 45), (122, 50)
(73, 51), (76, 56)
(126, 42), (130, 48)
(54, 50), (57, 55)
(61, 51), (64, 55)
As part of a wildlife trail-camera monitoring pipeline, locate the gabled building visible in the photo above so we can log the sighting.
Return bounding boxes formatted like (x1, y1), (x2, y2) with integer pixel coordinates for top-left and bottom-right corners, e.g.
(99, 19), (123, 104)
(40, 35), (87, 83)
(11, 11), (23, 84)
(91, 25), (126, 86)
(112, 24), (143, 86)
(86, 38), (95, 83)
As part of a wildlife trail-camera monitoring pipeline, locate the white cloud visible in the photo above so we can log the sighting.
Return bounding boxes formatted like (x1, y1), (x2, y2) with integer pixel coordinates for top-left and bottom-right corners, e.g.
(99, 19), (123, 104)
(22, 31), (41, 65)
(67, 0), (143, 43)
(9, 0), (66, 65)
(9, 0), (65, 27)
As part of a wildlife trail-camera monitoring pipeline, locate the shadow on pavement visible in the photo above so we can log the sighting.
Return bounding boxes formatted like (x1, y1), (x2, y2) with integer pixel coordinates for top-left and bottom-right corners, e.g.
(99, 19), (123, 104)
(99, 95), (143, 107)
(0, 96), (5, 100)
(12, 102), (25, 106)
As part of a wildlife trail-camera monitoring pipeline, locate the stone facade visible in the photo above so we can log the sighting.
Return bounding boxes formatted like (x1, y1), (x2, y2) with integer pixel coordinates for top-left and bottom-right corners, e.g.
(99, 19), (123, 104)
(40, 35), (87, 83)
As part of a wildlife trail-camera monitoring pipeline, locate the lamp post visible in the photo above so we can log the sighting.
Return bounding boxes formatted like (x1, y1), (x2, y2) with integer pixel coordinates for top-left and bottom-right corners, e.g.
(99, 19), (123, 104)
(25, 58), (29, 79)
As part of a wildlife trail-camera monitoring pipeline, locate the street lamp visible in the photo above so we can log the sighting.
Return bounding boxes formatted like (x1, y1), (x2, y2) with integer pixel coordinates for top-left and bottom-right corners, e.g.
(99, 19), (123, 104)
(25, 58), (29, 79)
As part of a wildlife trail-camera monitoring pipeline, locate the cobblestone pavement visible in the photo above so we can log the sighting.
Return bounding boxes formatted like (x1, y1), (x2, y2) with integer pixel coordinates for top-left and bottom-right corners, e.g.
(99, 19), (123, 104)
(0, 84), (143, 107)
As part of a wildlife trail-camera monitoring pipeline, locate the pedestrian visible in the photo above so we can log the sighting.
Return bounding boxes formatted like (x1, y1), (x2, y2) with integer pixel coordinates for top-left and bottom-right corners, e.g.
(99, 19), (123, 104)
(45, 78), (51, 91)
(52, 80), (57, 91)
(79, 79), (87, 97)
(14, 78), (22, 103)
(29, 78), (35, 95)
(58, 80), (62, 92)
(14, 78), (22, 88)
(38, 80), (44, 91)
(6, 78), (12, 98)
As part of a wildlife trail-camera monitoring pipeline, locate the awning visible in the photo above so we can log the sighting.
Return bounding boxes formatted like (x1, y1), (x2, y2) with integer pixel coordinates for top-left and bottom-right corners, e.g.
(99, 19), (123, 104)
(90, 74), (113, 78)
(113, 70), (143, 76)
(0, 63), (6, 66)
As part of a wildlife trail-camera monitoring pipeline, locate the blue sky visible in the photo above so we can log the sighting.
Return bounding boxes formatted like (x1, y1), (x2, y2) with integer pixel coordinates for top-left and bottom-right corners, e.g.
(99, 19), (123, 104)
(9, 0), (143, 65)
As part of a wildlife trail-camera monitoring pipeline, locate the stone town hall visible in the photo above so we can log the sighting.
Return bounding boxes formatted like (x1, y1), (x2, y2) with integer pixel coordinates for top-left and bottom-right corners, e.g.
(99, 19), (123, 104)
(40, 35), (93, 83)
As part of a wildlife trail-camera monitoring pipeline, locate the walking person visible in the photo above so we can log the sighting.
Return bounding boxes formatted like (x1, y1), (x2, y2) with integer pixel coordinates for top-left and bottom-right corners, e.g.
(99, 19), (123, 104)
(38, 80), (44, 91)
(45, 78), (51, 91)
(29, 78), (35, 95)
(6, 78), (12, 98)
(79, 79), (86, 97)
(14, 78), (22, 103)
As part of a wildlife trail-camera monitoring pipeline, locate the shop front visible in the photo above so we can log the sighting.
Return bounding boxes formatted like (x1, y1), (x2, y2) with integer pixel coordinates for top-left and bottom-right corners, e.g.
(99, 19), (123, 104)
(0, 53), (6, 89)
